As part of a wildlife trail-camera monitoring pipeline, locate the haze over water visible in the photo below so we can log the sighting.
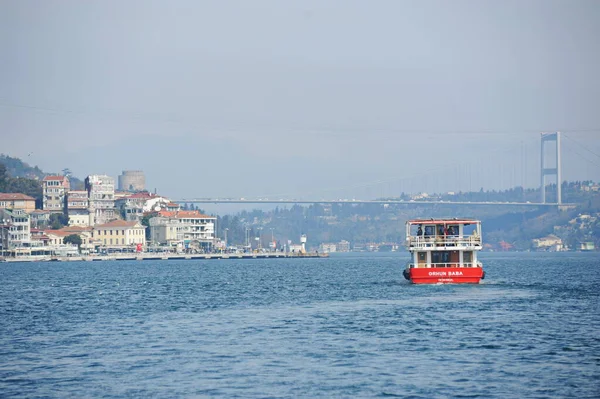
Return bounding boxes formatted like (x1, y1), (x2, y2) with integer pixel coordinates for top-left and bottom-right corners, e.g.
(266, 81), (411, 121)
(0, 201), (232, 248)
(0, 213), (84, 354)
(1, 252), (598, 398)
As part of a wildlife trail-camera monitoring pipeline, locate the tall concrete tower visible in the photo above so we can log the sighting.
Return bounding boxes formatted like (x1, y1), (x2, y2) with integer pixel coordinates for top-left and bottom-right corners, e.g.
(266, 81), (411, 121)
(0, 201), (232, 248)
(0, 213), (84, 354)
(118, 170), (146, 192)
(540, 132), (562, 204)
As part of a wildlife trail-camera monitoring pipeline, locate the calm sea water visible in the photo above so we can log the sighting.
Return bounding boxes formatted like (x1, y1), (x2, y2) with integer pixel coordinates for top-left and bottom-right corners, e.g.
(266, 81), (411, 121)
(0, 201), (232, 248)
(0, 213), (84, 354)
(0, 252), (598, 398)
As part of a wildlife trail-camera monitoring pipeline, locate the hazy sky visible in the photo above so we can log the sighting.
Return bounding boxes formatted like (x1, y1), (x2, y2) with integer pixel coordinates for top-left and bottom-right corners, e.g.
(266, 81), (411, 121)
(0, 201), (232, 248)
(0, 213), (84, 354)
(1, 0), (599, 200)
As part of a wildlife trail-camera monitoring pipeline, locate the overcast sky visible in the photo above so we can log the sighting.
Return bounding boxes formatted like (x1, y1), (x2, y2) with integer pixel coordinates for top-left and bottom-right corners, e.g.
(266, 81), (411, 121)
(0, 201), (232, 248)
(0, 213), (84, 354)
(1, 0), (599, 200)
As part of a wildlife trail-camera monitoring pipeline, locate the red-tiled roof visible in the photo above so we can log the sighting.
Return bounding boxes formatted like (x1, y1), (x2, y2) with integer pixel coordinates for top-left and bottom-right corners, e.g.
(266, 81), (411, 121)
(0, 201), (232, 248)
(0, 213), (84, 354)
(157, 210), (214, 219)
(0, 193), (36, 201)
(60, 226), (93, 233)
(44, 230), (71, 237)
(43, 175), (68, 181)
(94, 220), (141, 228)
(126, 192), (160, 199)
(31, 234), (50, 240)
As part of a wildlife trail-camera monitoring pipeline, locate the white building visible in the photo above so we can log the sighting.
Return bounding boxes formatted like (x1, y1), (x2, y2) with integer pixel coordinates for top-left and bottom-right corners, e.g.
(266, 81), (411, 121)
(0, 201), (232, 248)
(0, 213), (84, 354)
(85, 175), (116, 225)
(67, 190), (92, 226)
(337, 240), (351, 252)
(115, 192), (172, 222)
(149, 210), (216, 250)
(318, 243), (337, 253)
(0, 209), (31, 256)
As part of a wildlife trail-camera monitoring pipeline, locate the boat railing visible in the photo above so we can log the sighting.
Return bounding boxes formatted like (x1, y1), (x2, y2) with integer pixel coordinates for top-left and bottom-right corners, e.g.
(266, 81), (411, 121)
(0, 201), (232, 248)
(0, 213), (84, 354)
(407, 261), (483, 268)
(407, 235), (482, 249)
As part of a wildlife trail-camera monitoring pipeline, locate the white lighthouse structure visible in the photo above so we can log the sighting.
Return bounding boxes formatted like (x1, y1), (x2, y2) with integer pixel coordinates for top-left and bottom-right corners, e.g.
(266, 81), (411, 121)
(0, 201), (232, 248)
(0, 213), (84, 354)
(300, 234), (307, 254)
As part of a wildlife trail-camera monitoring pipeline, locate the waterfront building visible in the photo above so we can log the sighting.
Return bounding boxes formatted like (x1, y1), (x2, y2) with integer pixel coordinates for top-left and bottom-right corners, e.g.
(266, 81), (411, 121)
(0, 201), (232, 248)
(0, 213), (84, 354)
(42, 175), (70, 213)
(149, 210), (215, 250)
(85, 175), (116, 225)
(30, 228), (50, 246)
(580, 241), (595, 251)
(44, 229), (71, 247)
(44, 226), (94, 254)
(118, 170), (145, 192)
(92, 220), (145, 249)
(532, 234), (565, 251)
(0, 193), (36, 213)
(35, 228), (78, 256)
(337, 240), (351, 252)
(318, 243), (337, 253)
(0, 208), (32, 256)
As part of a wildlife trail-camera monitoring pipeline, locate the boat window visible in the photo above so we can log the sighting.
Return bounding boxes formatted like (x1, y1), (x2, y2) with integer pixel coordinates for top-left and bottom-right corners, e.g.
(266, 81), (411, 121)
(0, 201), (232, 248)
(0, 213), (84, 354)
(464, 251), (472, 263)
(432, 251), (450, 264)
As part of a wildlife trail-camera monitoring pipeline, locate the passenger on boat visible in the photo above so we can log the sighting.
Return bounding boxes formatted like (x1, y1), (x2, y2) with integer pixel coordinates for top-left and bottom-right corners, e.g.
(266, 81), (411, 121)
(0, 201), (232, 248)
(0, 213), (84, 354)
(417, 225), (423, 236)
(447, 226), (456, 246)
(424, 226), (433, 237)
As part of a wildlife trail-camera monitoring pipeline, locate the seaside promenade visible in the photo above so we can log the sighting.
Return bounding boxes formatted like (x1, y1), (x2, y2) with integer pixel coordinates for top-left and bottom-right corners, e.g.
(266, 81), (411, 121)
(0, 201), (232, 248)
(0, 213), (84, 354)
(0, 252), (328, 263)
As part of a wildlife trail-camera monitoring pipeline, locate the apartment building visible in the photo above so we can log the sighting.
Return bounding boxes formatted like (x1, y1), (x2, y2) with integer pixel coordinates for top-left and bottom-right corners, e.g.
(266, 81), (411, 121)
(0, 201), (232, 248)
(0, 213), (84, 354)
(30, 210), (52, 227)
(149, 210), (216, 250)
(0, 208), (31, 255)
(85, 175), (116, 225)
(42, 175), (70, 213)
(66, 190), (91, 226)
(0, 193), (36, 213)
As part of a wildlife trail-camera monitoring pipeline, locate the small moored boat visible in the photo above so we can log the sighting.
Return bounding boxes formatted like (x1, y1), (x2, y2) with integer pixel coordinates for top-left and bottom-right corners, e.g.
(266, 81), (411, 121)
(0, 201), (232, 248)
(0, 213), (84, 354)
(403, 218), (485, 284)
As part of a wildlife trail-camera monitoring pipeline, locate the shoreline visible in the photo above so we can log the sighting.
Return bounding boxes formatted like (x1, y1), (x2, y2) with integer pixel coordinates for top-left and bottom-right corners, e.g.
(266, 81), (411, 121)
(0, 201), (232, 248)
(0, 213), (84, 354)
(0, 252), (328, 263)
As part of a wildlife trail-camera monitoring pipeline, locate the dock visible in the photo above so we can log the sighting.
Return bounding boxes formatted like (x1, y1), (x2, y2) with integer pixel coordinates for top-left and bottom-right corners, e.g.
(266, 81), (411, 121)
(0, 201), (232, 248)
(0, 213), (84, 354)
(0, 252), (328, 263)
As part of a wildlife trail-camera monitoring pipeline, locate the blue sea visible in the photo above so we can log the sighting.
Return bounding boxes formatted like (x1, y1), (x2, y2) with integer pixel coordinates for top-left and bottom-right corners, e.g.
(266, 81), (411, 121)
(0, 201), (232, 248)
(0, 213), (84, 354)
(0, 252), (598, 398)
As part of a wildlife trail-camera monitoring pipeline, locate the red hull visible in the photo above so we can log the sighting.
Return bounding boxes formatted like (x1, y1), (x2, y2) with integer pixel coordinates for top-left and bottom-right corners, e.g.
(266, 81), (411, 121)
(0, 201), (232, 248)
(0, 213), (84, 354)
(408, 267), (484, 284)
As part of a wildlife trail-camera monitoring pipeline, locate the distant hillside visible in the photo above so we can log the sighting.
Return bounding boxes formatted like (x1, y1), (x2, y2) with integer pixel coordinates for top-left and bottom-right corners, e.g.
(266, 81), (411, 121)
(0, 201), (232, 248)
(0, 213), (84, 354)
(0, 154), (45, 180)
(0, 154), (84, 190)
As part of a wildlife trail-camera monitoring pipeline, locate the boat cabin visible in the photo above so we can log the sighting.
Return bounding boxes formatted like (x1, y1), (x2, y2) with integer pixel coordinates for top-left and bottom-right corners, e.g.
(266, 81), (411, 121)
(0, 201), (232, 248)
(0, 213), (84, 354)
(405, 219), (482, 269)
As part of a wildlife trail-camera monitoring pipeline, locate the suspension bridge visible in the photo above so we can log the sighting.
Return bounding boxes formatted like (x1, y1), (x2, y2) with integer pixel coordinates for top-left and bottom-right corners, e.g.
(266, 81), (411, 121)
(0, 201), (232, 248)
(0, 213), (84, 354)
(176, 132), (598, 208)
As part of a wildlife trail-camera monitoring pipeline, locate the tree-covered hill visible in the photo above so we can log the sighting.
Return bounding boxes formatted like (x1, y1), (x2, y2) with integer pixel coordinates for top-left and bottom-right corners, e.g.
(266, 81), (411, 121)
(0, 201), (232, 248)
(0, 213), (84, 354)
(0, 163), (43, 207)
(0, 154), (84, 190)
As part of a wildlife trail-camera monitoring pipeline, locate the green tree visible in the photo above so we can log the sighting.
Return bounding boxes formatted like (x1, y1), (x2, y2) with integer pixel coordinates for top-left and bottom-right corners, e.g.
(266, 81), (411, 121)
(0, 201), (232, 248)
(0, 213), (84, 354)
(49, 213), (68, 229)
(140, 214), (152, 240)
(4, 177), (43, 207)
(64, 234), (82, 250)
(0, 163), (7, 191)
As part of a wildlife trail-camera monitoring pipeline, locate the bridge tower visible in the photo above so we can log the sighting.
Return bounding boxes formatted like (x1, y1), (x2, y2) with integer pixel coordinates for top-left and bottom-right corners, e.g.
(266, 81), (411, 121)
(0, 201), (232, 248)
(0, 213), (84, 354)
(540, 132), (562, 204)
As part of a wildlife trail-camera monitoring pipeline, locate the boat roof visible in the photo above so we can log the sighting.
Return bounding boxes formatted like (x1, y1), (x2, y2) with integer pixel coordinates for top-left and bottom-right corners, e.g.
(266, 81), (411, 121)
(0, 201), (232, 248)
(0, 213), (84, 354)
(407, 218), (480, 225)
